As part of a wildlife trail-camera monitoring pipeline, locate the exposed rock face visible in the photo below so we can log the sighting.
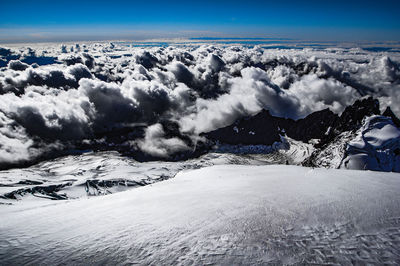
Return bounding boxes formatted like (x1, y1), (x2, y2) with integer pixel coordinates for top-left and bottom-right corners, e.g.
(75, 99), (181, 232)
(316, 97), (381, 148)
(383, 106), (400, 128)
(302, 131), (356, 169)
(204, 96), (400, 172)
(302, 98), (381, 168)
(303, 99), (400, 172)
(334, 97), (380, 131)
(204, 110), (287, 146)
(205, 107), (338, 146)
(285, 109), (337, 143)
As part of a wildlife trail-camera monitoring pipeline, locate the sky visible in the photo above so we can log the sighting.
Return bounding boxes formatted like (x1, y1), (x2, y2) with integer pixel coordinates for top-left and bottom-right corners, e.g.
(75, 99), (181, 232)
(0, 0), (400, 42)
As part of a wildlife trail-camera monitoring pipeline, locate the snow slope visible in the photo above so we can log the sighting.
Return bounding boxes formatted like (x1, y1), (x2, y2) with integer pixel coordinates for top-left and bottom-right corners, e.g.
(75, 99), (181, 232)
(0, 151), (282, 203)
(1, 165), (400, 265)
(341, 115), (400, 172)
(304, 131), (356, 169)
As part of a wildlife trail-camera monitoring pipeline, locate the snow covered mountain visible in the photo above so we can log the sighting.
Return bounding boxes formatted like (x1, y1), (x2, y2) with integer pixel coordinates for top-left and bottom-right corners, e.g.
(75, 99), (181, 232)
(0, 151), (275, 202)
(0, 42), (399, 205)
(1, 42), (400, 264)
(206, 97), (400, 172)
(340, 115), (400, 171)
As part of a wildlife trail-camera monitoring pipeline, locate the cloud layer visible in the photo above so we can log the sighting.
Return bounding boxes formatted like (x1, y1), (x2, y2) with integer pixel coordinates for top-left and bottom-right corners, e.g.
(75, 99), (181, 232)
(0, 42), (399, 166)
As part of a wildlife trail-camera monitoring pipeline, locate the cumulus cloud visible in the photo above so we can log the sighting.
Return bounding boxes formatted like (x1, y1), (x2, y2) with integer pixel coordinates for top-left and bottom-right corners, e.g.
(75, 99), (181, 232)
(0, 111), (35, 164)
(179, 66), (301, 134)
(0, 42), (399, 166)
(0, 87), (91, 141)
(0, 63), (93, 95)
(137, 123), (190, 158)
(287, 74), (360, 115)
(167, 61), (195, 87)
(8, 60), (29, 71)
(78, 78), (138, 130)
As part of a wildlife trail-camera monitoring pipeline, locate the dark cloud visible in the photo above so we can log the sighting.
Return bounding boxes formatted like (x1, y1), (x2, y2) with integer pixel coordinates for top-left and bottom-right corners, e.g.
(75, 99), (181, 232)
(168, 61), (195, 87)
(0, 64), (93, 95)
(136, 51), (159, 69)
(12, 105), (89, 141)
(68, 64), (93, 80)
(0, 47), (12, 57)
(79, 79), (137, 127)
(0, 43), (399, 167)
(8, 60), (29, 71)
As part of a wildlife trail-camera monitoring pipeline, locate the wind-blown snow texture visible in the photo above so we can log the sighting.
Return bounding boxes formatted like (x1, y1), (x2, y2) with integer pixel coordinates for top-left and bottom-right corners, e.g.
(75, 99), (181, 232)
(1, 42), (400, 168)
(0, 151), (285, 202)
(1, 165), (400, 265)
(1, 41), (400, 265)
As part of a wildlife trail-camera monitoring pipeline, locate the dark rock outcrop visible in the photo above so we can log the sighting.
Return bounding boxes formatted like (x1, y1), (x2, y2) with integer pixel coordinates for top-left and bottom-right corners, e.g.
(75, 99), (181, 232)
(383, 106), (400, 128)
(285, 109), (337, 143)
(205, 97), (382, 149)
(317, 97), (380, 148)
(205, 108), (338, 146)
(334, 97), (380, 132)
(205, 110), (288, 146)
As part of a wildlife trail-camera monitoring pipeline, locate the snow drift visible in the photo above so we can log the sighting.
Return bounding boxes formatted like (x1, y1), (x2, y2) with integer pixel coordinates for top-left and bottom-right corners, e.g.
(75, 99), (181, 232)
(1, 165), (400, 265)
(341, 115), (400, 171)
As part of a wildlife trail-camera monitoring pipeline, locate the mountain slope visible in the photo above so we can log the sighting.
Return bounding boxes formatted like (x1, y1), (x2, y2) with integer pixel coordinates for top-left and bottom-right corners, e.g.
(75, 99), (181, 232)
(340, 115), (400, 171)
(1, 165), (400, 265)
(204, 97), (400, 172)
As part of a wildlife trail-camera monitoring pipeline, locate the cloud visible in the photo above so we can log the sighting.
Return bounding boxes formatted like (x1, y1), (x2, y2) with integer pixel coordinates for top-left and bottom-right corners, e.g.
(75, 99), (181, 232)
(8, 60), (29, 71)
(0, 111), (35, 164)
(287, 74), (360, 115)
(0, 63), (93, 95)
(78, 78), (139, 130)
(0, 42), (400, 165)
(167, 61), (195, 87)
(179, 67), (301, 134)
(137, 123), (190, 158)
(0, 88), (91, 141)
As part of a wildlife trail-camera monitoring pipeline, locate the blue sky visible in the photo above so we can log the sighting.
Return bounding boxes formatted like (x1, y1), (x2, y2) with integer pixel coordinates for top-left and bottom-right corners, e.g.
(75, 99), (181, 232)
(1, 0), (399, 42)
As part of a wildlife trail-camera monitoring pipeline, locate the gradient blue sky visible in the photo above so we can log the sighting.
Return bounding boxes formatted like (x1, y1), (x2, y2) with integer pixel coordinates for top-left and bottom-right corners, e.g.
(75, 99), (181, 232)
(1, 0), (399, 42)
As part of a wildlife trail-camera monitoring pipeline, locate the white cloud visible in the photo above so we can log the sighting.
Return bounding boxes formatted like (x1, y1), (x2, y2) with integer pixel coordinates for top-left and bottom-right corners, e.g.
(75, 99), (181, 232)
(287, 74), (360, 115)
(0, 42), (400, 164)
(137, 123), (190, 158)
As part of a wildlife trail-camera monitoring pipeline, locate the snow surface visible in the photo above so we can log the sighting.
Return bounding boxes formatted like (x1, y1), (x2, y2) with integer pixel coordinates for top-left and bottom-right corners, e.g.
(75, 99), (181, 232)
(1, 41), (400, 264)
(213, 137), (314, 165)
(341, 116), (400, 172)
(0, 150), (290, 203)
(308, 131), (356, 169)
(0, 136), (317, 203)
(1, 165), (400, 265)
